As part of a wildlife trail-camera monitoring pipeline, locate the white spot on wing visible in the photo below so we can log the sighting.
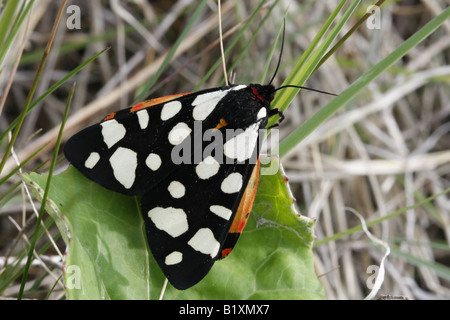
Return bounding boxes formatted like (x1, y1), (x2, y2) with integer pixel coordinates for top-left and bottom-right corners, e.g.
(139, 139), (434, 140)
(145, 153), (161, 171)
(221, 172), (243, 194)
(85, 152), (100, 169)
(168, 122), (192, 145)
(101, 119), (126, 148)
(187, 228), (220, 258)
(161, 100), (182, 121)
(195, 156), (220, 180)
(231, 84), (246, 91)
(257, 107), (267, 120)
(192, 86), (246, 121)
(148, 207), (188, 238)
(223, 123), (260, 162)
(136, 110), (149, 129)
(165, 251), (183, 265)
(109, 147), (138, 189)
(209, 205), (232, 220)
(168, 181), (185, 199)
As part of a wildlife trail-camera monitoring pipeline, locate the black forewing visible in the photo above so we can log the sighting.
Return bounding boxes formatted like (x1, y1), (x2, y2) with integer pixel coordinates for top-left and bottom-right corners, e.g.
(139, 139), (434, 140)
(64, 86), (242, 195)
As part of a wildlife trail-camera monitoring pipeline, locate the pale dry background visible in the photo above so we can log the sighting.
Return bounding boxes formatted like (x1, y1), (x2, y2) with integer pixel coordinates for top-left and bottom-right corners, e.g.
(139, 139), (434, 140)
(0, 0), (449, 299)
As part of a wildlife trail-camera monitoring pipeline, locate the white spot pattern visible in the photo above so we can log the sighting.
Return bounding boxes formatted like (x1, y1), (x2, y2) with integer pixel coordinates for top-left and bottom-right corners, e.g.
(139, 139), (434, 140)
(232, 84), (247, 91)
(221, 172), (243, 194)
(161, 100), (182, 121)
(223, 123), (260, 162)
(257, 107), (267, 120)
(168, 122), (192, 145)
(148, 207), (189, 238)
(136, 110), (149, 129)
(165, 251), (183, 265)
(85, 152), (100, 169)
(195, 156), (220, 180)
(192, 85), (246, 121)
(168, 181), (186, 199)
(109, 147), (137, 189)
(145, 153), (162, 171)
(101, 119), (126, 148)
(187, 228), (220, 258)
(209, 205), (232, 220)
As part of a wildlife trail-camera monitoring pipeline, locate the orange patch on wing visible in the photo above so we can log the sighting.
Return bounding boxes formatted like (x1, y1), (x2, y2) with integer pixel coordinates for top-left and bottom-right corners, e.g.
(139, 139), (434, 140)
(228, 159), (260, 234)
(221, 248), (233, 258)
(103, 112), (116, 121)
(130, 92), (192, 112)
(214, 118), (228, 130)
(219, 160), (260, 259)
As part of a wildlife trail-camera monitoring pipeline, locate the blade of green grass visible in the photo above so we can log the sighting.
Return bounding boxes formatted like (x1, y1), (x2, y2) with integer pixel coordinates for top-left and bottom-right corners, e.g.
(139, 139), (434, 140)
(314, 187), (450, 246)
(17, 82), (74, 299)
(0, 144), (47, 186)
(389, 244), (450, 282)
(0, 218), (60, 294)
(0, 2), (21, 49)
(45, 274), (63, 300)
(0, 47), (109, 142)
(0, 0), (68, 177)
(278, 6), (450, 158)
(0, 0), (35, 63)
(259, 15), (285, 85)
(315, 0), (387, 72)
(134, 0), (208, 101)
(269, 0), (358, 129)
(19, 21), (142, 66)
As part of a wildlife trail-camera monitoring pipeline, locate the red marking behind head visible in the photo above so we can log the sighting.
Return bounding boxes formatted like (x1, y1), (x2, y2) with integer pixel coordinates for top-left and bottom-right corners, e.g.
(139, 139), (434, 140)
(252, 87), (266, 103)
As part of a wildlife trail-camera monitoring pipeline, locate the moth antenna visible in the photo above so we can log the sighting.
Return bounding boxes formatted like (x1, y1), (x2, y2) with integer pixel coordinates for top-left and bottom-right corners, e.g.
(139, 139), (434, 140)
(273, 84), (338, 97)
(268, 19), (286, 87)
(218, 0), (228, 86)
(268, 21), (337, 97)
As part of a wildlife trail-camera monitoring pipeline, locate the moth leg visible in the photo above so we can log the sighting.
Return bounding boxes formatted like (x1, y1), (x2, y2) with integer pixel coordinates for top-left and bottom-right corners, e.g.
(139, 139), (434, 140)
(266, 108), (284, 129)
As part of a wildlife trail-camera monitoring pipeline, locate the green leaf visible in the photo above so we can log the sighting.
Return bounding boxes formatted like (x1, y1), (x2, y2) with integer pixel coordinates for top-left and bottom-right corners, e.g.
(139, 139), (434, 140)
(23, 156), (323, 300)
(24, 167), (157, 300)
